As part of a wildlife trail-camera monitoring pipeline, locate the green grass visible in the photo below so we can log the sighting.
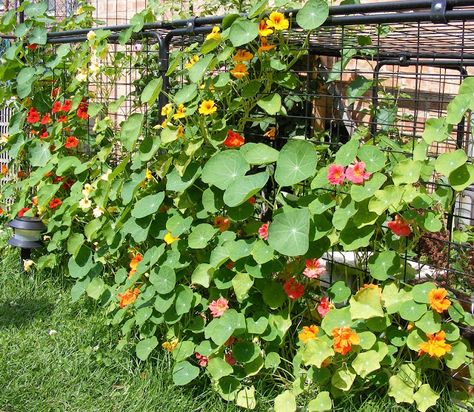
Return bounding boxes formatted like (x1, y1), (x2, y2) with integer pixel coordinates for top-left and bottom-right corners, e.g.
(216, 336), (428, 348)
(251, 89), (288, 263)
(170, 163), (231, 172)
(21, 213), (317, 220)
(0, 250), (469, 412)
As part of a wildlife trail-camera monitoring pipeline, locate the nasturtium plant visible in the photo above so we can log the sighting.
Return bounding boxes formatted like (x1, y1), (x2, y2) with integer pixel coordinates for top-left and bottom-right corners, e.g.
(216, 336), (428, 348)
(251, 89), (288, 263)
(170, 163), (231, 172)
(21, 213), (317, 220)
(0, 1), (472, 411)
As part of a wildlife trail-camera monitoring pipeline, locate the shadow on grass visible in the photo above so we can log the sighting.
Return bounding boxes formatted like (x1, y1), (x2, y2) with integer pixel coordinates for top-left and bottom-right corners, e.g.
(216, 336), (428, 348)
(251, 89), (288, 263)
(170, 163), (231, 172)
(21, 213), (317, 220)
(0, 298), (54, 329)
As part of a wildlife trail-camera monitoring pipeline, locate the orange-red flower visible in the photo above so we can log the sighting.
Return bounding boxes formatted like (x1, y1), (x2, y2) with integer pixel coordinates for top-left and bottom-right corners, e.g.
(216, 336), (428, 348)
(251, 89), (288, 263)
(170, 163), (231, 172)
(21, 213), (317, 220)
(40, 113), (52, 125)
(232, 49), (253, 62)
(62, 99), (72, 112)
(52, 101), (62, 114)
(428, 288), (451, 313)
(418, 331), (452, 358)
(27, 43), (38, 51)
(298, 325), (319, 343)
(49, 198), (62, 209)
(1, 164), (7, 175)
(58, 115), (68, 123)
(64, 136), (79, 149)
(214, 216), (230, 232)
(283, 278), (305, 300)
(27, 108), (40, 124)
(264, 127), (276, 139)
(77, 99), (89, 120)
(224, 130), (245, 148)
(230, 63), (249, 79)
(332, 326), (360, 355)
(118, 288), (140, 308)
(258, 37), (276, 53)
(258, 19), (273, 37)
(387, 215), (412, 237)
(18, 207), (30, 217)
(39, 130), (49, 139)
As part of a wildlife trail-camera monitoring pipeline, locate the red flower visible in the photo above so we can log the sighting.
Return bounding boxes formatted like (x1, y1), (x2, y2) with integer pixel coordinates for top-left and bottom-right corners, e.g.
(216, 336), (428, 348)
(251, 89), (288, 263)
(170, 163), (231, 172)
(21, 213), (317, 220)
(387, 215), (411, 237)
(49, 198), (62, 209)
(51, 88), (61, 98)
(17, 170), (26, 179)
(40, 113), (51, 125)
(62, 179), (75, 191)
(52, 101), (62, 114)
(224, 130), (245, 148)
(39, 130), (49, 139)
(77, 99), (89, 120)
(18, 207), (30, 217)
(248, 197), (256, 205)
(27, 108), (40, 124)
(58, 115), (68, 123)
(62, 99), (72, 112)
(53, 176), (64, 183)
(258, 222), (269, 240)
(27, 44), (38, 51)
(225, 352), (237, 365)
(64, 136), (79, 149)
(283, 278), (305, 300)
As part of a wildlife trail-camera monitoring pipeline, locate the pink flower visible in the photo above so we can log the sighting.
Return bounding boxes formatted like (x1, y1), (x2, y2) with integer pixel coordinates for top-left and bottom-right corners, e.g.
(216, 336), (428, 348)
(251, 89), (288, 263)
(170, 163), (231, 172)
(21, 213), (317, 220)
(195, 353), (208, 367)
(303, 258), (325, 279)
(225, 352), (237, 365)
(258, 222), (269, 240)
(327, 164), (345, 185)
(283, 278), (305, 300)
(208, 297), (229, 318)
(345, 161), (371, 184)
(317, 297), (333, 318)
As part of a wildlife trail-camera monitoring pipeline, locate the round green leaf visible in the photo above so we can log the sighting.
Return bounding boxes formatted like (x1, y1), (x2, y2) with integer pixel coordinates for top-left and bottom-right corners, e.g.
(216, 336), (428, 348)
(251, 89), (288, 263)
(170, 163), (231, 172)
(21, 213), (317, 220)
(435, 149), (467, 176)
(331, 366), (356, 391)
(268, 207), (310, 256)
(445, 341), (467, 369)
(188, 224), (217, 249)
(172, 340), (195, 362)
(392, 160), (422, 186)
(349, 288), (384, 320)
(207, 357), (233, 380)
(136, 336), (158, 361)
(321, 307), (352, 335)
(335, 139), (358, 166)
(449, 163), (474, 191)
(131, 192), (165, 218)
(175, 285), (194, 315)
(411, 282), (436, 303)
(301, 339), (335, 368)
(368, 250), (401, 281)
(223, 171), (269, 207)
(296, 0), (329, 30)
(275, 140), (317, 187)
(172, 361), (200, 385)
(357, 146), (385, 172)
(191, 264), (214, 288)
(308, 391), (332, 412)
(257, 93), (282, 115)
(352, 350), (381, 378)
(358, 331), (377, 350)
(413, 384), (439, 412)
(274, 391), (296, 412)
(240, 143), (279, 164)
(233, 342), (259, 363)
(202, 150), (250, 190)
(415, 311), (441, 334)
(388, 375), (414, 404)
(141, 77), (163, 105)
(442, 323), (460, 341)
(327, 281), (351, 303)
(399, 301), (427, 322)
(150, 265), (176, 294)
(205, 310), (238, 346)
(351, 172), (387, 202)
(229, 18), (259, 47)
(407, 329), (425, 351)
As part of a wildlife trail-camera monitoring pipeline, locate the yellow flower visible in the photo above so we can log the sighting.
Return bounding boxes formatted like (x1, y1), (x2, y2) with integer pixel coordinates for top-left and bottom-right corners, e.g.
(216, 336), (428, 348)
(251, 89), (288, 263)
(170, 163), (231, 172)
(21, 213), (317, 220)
(173, 104), (186, 120)
(232, 49), (253, 62)
(428, 288), (451, 313)
(298, 325), (319, 344)
(230, 63), (249, 79)
(418, 331), (452, 358)
(87, 30), (96, 42)
(161, 103), (173, 117)
(258, 19), (273, 37)
(161, 119), (168, 128)
(184, 55), (199, 69)
(81, 183), (93, 197)
(206, 26), (221, 41)
(23, 259), (34, 272)
(164, 231), (179, 245)
(177, 125), (185, 138)
(0, 134), (10, 144)
(266, 12), (289, 31)
(162, 338), (179, 352)
(145, 169), (153, 181)
(199, 100), (217, 116)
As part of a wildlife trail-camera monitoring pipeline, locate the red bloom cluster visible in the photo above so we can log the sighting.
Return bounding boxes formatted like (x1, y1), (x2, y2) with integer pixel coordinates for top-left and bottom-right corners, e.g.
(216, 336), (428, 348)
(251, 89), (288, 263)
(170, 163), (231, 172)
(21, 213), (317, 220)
(387, 215), (412, 237)
(49, 198), (62, 209)
(224, 130), (245, 148)
(65, 136), (79, 149)
(77, 98), (89, 120)
(283, 277), (305, 300)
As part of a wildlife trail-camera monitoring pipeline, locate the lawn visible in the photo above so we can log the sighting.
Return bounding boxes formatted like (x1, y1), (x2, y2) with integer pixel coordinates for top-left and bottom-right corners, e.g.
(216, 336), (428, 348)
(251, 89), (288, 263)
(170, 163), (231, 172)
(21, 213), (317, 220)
(0, 250), (466, 412)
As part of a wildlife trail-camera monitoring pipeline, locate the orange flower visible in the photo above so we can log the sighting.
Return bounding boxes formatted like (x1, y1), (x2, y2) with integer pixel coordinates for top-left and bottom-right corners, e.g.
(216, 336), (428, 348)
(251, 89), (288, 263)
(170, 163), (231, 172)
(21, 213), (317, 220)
(264, 127), (276, 140)
(258, 19), (273, 37)
(214, 216), (230, 232)
(230, 63), (249, 79)
(298, 325), (319, 344)
(332, 326), (360, 355)
(428, 288), (451, 313)
(418, 331), (452, 358)
(1, 164), (7, 175)
(177, 125), (185, 138)
(128, 254), (143, 278)
(232, 49), (253, 62)
(258, 37), (276, 53)
(118, 288), (140, 308)
(266, 11), (289, 31)
(359, 283), (382, 296)
(224, 130), (245, 148)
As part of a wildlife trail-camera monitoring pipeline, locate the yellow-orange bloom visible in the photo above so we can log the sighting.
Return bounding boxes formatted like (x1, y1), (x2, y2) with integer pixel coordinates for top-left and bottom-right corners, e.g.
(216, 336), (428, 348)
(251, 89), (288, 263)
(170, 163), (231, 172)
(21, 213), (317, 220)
(232, 49), (254, 62)
(332, 326), (360, 355)
(206, 26), (221, 41)
(162, 338), (179, 352)
(164, 231), (179, 245)
(128, 253), (143, 277)
(177, 125), (185, 138)
(199, 100), (217, 116)
(258, 19), (273, 37)
(264, 127), (276, 140)
(258, 37), (276, 53)
(161, 103), (173, 116)
(266, 12), (289, 31)
(184, 55), (199, 69)
(360, 283), (382, 296)
(428, 288), (451, 313)
(118, 288), (139, 308)
(173, 104), (186, 120)
(230, 63), (249, 79)
(298, 325), (319, 344)
(418, 331), (452, 358)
